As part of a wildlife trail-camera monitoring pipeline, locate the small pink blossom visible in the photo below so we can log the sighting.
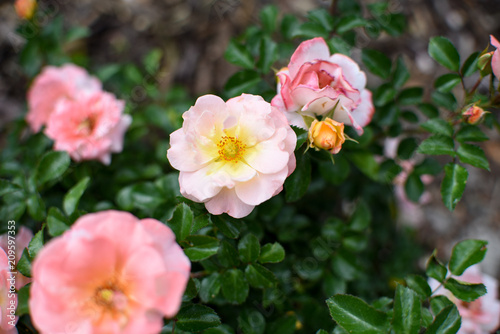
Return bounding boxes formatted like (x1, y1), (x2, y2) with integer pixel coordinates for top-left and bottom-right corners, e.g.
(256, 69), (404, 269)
(44, 91), (131, 165)
(490, 35), (500, 79)
(27, 64), (102, 132)
(0, 248), (18, 334)
(429, 265), (500, 334)
(29, 210), (191, 334)
(167, 94), (296, 218)
(14, 0), (36, 20)
(271, 37), (374, 135)
(0, 226), (33, 290)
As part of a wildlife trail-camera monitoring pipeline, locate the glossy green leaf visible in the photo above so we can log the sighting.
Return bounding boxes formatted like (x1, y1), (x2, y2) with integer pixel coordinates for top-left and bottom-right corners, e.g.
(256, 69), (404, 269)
(238, 308), (265, 334)
(221, 269), (249, 304)
(224, 70), (261, 97)
(349, 200), (371, 232)
(417, 135), (455, 156)
(362, 49), (392, 79)
(405, 172), (424, 203)
(199, 273), (221, 303)
(426, 305), (461, 334)
(308, 8), (335, 31)
(167, 203), (193, 242)
(373, 83), (397, 107)
(455, 125), (488, 143)
(281, 14), (300, 40)
(176, 304), (221, 332)
(393, 285), (421, 334)
(0, 179), (23, 197)
(392, 56), (410, 89)
(336, 15), (367, 34)
(397, 137), (418, 160)
(441, 163), (468, 211)
(397, 87), (423, 106)
(284, 153), (311, 202)
(444, 278), (486, 302)
(457, 144), (490, 170)
(461, 52), (480, 77)
(405, 275), (432, 298)
(16, 284), (30, 316)
(217, 240), (240, 268)
(431, 91), (457, 111)
(418, 103), (440, 118)
(329, 36), (351, 55)
(327, 294), (390, 334)
(413, 158), (442, 176)
(294, 22), (329, 39)
(426, 251), (448, 282)
(434, 73), (461, 93)
(260, 5), (278, 33)
(17, 249), (32, 278)
(63, 176), (90, 216)
(347, 152), (380, 180)
(26, 192), (46, 221)
(238, 233), (260, 263)
(245, 263), (277, 289)
(184, 235), (219, 262)
(428, 36), (460, 72)
(430, 296), (454, 315)
(259, 242), (285, 263)
(28, 226), (44, 259)
(35, 151), (71, 187)
(47, 207), (70, 237)
(224, 40), (255, 69)
(212, 215), (244, 239)
(449, 239), (488, 276)
(420, 119), (453, 137)
(257, 36), (278, 73)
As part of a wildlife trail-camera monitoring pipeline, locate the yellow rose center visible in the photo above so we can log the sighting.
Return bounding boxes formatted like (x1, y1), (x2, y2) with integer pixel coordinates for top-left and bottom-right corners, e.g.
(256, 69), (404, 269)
(91, 280), (130, 323)
(217, 136), (246, 162)
(78, 116), (97, 135)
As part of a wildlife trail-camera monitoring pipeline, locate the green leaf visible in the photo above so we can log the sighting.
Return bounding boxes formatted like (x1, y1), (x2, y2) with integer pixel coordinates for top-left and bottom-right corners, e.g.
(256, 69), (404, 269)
(199, 273), (221, 303)
(28, 226), (44, 260)
(431, 91), (457, 111)
(245, 263), (277, 289)
(221, 269), (249, 304)
(47, 207), (70, 237)
(336, 15), (367, 34)
(455, 125), (488, 143)
(267, 315), (297, 334)
(217, 240), (240, 268)
(397, 87), (423, 106)
(434, 73), (461, 93)
(284, 153), (311, 202)
(349, 201), (371, 232)
(117, 182), (165, 212)
(319, 155), (350, 185)
(212, 215), (244, 239)
(426, 305), (461, 334)
(397, 137), (418, 160)
(192, 214), (212, 234)
(418, 103), (440, 118)
(420, 119), (454, 137)
(16, 283), (30, 316)
(238, 233), (260, 263)
(373, 83), (397, 107)
(449, 239), (488, 276)
(154, 173), (181, 200)
(204, 325), (235, 334)
(224, 70), (261, 97)
(426, 251), (448, 282)
(35, 151), (71, 187)
(0, 179), (23, 197)
(257, 36), (278, 73)
(308, 8), (335, 31)
(259, 242), (285, 263)
(329, 36), (351, 56)
(347, 152), (380, 180)
(260, 5), (278, 33)
(63, 176), (90, 216)
(430, 296), (454, 315)
(281, 14), (300, 40)
(441, 163), (468, 211)
(393, 285), (421, 334)
(224, 40), (254, 69)
(26, 192), (46, 221)
(326, 294), (390, 334)
(417, 135), (455, 156)
(17, 249), (32, 277)
(392, 56), (410, 89)
(293, 22), (329, 39)
(183, 235), (219, 262)
(444, 278), (486, 302)
(362, 49), (392, 79)
(457, 144), (490, 170)
(428, 37), (460, 72)
(461, 52), (480, 77)
(405, 275), (432, 298)
(238, 309), (265, 334)
(414, 158), (442, 176)
(176, 304), (221, 332)
(167, 203), (193, 242)
(405, 172), (424, 203)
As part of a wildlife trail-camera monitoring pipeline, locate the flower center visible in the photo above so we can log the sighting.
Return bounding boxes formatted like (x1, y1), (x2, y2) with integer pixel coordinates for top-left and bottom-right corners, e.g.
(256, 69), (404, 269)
(217, 136), (246, 162)
(78, 115), (97, 135)
(91, 281), (130, 324)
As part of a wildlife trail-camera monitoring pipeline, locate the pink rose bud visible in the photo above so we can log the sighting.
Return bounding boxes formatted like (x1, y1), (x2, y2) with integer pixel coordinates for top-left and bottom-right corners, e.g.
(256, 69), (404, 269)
(27, 64), (102, 132)
(14, 0), (36, 20)
(29, 210), (191, 334)
(308, 118), (345, 154)
(271, 37), (374, 135)
(463, 105), (486, 125)
(44, 91), (131, 165)
(167, 94), (296, 218)
(490, 35), (500, 78)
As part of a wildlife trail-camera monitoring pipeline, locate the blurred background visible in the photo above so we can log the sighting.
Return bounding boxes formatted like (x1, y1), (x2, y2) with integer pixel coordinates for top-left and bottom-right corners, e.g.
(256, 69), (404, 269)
(1, 0), (500, 276)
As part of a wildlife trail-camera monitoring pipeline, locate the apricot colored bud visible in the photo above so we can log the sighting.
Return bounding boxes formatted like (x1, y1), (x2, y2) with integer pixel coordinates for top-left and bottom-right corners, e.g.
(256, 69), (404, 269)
(308, 118), (346, 154)
(14, 0), (36, 20)
(463, 105), (486, 124)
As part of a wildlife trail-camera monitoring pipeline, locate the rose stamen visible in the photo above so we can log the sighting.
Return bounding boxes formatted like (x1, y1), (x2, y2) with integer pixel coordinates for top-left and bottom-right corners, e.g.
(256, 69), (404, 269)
(217, 136), (246, 162)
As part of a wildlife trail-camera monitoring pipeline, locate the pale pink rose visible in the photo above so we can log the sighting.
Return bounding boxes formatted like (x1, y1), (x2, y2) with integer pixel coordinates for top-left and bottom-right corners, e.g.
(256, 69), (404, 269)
(44, 91), (131, 165)
(26, 64), (102, 132)
(0, 248), (18, 334)
(29, 210), (191, 334)
(167, 94), (296, 218)
(0, 227), (33, 290)
(271, 37), (374, 135)
(490, 35), (500, 79)
(429, 265), (500, 334)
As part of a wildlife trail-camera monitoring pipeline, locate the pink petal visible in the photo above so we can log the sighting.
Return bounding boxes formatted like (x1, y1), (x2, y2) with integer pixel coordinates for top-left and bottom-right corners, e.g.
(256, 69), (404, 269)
(329, 54), (367, 91)
(289, 37), (330, 78)
(244, 127), (290, 174)
(351, 89), (375, 131)
(205, 188), (255, 218)
(235, 166), (289, 206)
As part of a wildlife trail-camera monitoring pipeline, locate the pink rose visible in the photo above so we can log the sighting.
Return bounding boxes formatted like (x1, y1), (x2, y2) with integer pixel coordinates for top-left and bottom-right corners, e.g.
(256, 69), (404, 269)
(490, 35), (500, 79)
(167, 94), (296, 218)
(0, 226), (33, 289)
(29, 210), (191, 334)
(429, 265), (500, 334)
(271, 37), (374, 135)
(0, 248), (18, 334)
(44, 91), (131, 165)
(27, 64), (102, 132)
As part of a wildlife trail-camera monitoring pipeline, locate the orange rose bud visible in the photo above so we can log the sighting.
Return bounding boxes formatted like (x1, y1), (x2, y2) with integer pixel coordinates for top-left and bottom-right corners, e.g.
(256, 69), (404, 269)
(14, 0), (36, 20)
(308, 118), (346, 154)
(463, 105), (486, 124)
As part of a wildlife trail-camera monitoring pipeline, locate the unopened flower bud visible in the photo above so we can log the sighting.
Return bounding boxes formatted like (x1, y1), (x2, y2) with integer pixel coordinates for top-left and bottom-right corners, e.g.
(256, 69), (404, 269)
(14, 0), (36, 20)
(463, 105), (486, 124)
(478, 52), (493, 72)
(308, 118), (346, 154)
